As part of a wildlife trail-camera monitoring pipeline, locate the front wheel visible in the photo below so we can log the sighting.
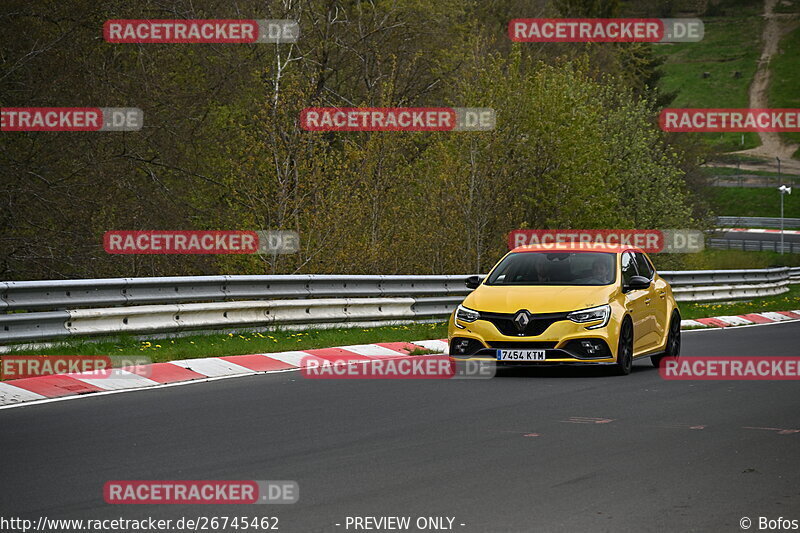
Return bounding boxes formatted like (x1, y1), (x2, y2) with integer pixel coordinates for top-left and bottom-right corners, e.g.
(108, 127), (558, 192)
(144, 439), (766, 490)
(651, 312), (681, 368)
(613, 319), (633, 376)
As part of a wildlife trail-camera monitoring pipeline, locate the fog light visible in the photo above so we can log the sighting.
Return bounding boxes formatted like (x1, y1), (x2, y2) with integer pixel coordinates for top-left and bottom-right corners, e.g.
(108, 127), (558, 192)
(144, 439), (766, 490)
(455, 339), (470, 354)
(581, 340), (596, 354)
(565, 339), (610, 359)
(450, 337), (484, 356)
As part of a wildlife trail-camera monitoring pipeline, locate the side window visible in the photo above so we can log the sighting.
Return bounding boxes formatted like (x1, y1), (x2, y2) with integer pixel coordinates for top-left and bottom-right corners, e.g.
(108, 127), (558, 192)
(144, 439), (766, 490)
(621, 252), (637, 285)
(633, 252), (653, 280)
(645, 254), (657, 277)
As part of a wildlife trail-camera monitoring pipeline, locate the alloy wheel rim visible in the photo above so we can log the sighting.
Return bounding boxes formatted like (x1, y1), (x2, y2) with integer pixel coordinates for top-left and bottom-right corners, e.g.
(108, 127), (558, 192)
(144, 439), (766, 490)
(621, 324), (632, 368)
(668, 318), (680, 356)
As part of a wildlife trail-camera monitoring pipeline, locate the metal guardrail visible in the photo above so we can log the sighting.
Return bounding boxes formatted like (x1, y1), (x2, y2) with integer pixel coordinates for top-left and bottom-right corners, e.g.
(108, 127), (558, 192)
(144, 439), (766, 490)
(660, 267), (792, 286)
(717, 216), (800, 229)
(661, 267), (796, 302)
(0, 268), (796, 344)
(0, 311), (72, 344)
(709, 238), (800, 254)
(0, 275), (474, 312)
(670, 280), (790, 302)
(62, 298), (417, 340)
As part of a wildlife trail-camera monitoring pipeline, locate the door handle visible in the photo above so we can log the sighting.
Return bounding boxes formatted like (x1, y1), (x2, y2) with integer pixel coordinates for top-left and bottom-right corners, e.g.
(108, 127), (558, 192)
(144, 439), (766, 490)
(658, 290), (666, 299)
(645, 298), (651, 304)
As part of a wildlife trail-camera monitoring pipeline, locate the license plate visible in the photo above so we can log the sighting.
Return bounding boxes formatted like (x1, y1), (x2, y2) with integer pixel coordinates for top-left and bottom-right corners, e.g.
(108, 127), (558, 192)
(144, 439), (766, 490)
(497, 349), (546, 361)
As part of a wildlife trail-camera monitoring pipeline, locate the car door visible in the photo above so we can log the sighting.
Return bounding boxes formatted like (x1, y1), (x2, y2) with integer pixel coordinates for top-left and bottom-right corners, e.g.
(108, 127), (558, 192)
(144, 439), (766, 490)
(621, 251), (650, 354)
(633, 251), (663, 350)
(639, 252), (670, 349)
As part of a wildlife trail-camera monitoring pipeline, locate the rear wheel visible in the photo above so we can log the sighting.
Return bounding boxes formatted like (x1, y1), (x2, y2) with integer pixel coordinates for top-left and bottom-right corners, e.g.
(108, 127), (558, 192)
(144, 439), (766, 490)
(613, 319), (633, 376)
(651, 311), (681, 368)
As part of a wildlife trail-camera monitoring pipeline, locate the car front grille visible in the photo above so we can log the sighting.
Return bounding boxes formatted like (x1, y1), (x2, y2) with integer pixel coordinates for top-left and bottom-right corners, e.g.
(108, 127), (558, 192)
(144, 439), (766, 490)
(481, 311), (570, 337)
(486, 341), (558, 349)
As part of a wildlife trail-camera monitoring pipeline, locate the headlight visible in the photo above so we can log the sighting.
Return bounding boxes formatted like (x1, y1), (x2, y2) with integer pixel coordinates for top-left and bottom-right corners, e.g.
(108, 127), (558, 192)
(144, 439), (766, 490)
(455, 304), (481, 323)
(567, 304), (610, 329)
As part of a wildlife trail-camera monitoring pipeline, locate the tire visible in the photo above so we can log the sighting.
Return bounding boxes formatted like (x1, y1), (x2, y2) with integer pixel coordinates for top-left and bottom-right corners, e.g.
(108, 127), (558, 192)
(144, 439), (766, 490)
(651, 311), (681, 368)
(613, 319), (633, 376)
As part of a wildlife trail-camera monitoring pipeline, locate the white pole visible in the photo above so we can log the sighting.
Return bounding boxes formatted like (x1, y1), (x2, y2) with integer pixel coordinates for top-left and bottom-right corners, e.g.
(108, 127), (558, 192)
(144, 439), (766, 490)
(781, 189), (785, 255)
(778, 158), (783, 255)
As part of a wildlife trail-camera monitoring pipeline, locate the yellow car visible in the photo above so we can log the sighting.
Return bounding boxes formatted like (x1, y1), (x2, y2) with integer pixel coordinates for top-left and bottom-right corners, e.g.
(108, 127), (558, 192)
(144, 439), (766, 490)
(448, 243), (681, 375)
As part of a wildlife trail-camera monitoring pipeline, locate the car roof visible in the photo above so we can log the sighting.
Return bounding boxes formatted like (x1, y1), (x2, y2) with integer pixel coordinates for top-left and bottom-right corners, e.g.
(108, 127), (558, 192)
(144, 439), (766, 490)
(509, 242), (645, 254)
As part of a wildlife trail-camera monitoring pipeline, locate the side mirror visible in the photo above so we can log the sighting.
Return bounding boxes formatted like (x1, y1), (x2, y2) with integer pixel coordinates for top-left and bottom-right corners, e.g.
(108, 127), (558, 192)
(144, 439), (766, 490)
(624, 275), (651, 292)
(465, 275), (482, 290)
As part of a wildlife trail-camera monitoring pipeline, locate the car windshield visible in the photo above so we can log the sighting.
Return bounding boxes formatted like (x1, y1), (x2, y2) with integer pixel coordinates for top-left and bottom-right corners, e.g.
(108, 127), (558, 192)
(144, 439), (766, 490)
(485, 252), (616, 286)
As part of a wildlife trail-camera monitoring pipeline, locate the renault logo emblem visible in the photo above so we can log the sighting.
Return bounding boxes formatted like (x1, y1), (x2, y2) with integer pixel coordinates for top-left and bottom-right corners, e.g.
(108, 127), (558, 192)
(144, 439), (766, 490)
(513, 310), (531, 333)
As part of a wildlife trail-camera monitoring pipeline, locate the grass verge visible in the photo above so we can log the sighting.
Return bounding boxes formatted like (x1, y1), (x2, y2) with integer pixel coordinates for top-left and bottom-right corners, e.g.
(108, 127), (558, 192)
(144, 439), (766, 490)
(769, 23), (800, 154)
(4, 322), (448, 361)
(679, 285), (800, 320)
(653, 6), (764, 152)
(710, 186), (800, 218)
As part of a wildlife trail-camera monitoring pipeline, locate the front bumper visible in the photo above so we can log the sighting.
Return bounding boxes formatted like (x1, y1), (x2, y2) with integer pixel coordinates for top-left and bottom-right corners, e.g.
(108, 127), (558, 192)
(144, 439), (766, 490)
(448, 310), (622, 364)
(449, 349), (616, 366)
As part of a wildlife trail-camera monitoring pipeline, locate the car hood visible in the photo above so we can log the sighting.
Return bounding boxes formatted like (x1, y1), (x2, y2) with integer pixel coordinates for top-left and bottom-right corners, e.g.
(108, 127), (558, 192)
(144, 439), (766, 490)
(463, 284), (618, 314)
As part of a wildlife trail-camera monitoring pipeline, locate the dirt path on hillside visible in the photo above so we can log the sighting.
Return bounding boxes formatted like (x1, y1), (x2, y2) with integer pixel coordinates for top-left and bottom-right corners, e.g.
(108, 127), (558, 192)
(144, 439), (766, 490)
(732, 0), (799, 161)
